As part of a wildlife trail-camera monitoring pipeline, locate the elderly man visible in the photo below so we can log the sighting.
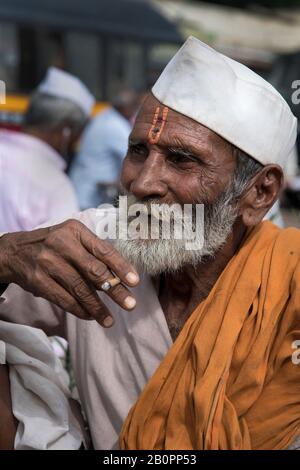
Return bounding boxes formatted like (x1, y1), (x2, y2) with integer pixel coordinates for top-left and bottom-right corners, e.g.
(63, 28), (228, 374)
(0, 37), (299, 450)
(0, 67), (95, 232)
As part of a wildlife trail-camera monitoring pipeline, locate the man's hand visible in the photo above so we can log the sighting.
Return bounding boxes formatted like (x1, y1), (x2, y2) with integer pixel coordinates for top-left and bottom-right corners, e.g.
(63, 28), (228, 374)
(0, 220), (139, 327)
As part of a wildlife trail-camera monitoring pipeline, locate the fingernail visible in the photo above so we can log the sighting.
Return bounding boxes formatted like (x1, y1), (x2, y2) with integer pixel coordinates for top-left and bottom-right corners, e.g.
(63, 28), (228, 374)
(124, 296), (136, 309)
(126, 272), (139, 284)
(102, 316), (114, 328)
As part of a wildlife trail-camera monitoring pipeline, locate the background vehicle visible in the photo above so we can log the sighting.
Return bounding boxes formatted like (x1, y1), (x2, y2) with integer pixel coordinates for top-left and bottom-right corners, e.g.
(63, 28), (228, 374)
(0, 0), (182, 128)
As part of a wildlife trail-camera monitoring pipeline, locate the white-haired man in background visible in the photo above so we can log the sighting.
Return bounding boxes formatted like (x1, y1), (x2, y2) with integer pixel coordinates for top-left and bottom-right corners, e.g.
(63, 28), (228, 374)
(0, 67), (95, 232)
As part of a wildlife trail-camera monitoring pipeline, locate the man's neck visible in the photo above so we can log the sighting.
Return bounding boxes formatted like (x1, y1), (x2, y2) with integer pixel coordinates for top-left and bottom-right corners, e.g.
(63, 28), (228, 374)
(157, 222), (247, 341)
(22, 127), (65, 159)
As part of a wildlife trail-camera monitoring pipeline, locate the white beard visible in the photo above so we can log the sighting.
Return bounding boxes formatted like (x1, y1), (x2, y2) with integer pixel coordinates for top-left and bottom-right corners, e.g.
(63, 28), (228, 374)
(114, 190), (238, 276)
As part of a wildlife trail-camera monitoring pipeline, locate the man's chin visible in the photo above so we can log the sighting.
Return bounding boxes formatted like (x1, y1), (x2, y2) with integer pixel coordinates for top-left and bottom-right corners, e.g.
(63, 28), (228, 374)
(114, 237), (204, 276)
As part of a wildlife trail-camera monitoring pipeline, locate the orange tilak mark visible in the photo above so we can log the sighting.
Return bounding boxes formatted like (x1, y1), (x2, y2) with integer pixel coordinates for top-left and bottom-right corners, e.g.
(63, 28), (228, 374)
(147, 106), (169, 145)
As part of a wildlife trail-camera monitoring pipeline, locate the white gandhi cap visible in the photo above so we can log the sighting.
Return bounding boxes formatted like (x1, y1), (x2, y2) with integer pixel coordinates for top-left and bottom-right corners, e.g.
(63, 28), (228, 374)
(38, 67), (95, 117)
(152, 36), (297, 167)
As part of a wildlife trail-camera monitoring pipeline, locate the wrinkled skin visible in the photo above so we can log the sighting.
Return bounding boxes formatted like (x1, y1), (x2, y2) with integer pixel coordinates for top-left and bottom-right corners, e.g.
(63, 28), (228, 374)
(122, 93), (282, 220)
(123, 98), (236, 206)
(121, 93), (283, 340)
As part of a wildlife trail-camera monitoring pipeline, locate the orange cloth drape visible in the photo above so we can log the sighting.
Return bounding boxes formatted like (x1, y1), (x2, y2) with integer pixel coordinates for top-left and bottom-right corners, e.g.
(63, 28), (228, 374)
(120, 221), (300, 450)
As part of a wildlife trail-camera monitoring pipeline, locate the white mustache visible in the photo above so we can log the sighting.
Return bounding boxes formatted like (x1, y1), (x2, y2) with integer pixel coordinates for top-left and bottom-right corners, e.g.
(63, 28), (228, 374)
(123, 193), (196, 223)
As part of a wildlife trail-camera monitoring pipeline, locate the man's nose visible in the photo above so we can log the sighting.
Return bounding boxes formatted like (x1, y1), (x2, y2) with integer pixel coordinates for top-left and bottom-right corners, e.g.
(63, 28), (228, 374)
(130, 153), (168, 200)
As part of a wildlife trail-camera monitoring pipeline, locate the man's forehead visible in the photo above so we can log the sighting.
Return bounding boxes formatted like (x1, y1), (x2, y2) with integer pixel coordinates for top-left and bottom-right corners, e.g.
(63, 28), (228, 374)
(135, 93), (193, 128)
(132, 93), (232, 153)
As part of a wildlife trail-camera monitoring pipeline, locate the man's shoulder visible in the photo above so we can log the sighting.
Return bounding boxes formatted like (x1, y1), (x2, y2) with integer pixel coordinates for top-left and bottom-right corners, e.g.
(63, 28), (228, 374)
(0, 131), (25, 162)
(261, 221), (300, 268)
(279, 224), (300, 246)
(38, 206), (117, 234)
(72, 207), (118, 237)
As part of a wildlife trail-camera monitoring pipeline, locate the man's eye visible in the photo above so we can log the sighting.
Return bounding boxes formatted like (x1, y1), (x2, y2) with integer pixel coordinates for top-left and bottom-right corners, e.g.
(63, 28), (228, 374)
(173, 155), (189, 163)
(128, 144), (146, 157)
(169, 154), (198, 165)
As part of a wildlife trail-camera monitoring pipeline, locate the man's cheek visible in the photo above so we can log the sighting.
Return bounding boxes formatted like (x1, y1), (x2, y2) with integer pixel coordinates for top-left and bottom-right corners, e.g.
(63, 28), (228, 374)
(172, 180), (204, 204)
(188, 175), (219, 205)
(201, 169), (225, 192)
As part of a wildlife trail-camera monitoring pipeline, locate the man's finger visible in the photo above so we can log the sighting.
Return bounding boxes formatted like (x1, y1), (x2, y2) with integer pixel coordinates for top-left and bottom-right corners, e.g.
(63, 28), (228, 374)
(78, 226), (140, 286)
(32, 274), (93, 321)
(66, 249), (136, 311)
(104, 283), (136, 310)
(46, 260), (114, 327)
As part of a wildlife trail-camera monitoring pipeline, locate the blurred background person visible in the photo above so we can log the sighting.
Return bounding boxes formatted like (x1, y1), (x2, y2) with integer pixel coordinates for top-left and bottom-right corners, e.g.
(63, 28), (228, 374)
(0, 67), (95, 232)
(69, 89), (140, 209)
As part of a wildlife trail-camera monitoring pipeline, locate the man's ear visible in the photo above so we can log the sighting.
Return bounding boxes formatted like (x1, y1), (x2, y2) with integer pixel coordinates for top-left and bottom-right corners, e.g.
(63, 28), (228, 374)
(238, 164), (284, 227)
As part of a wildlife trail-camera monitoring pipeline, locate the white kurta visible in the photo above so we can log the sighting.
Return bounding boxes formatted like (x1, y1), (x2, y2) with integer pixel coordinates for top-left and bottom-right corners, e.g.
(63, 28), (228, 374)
(0, 208), (172, 450)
